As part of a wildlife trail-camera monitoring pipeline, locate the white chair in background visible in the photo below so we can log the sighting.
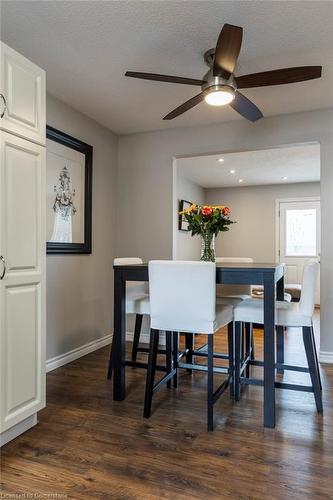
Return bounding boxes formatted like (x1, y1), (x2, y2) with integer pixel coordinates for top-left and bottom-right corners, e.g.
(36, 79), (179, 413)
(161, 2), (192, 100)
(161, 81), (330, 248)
(215, 257), (254, 303)
(233, 261), (322, 413)
(145, 260), (234, 431)
(216, 257), (290, 375)
(107, 257), (150, 379)
(215, 257), (255, 371)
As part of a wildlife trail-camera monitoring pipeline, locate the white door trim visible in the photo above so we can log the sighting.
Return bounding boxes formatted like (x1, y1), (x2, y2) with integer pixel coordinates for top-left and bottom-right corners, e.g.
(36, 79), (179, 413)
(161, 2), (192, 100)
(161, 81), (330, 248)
(275, 196), (320, 263)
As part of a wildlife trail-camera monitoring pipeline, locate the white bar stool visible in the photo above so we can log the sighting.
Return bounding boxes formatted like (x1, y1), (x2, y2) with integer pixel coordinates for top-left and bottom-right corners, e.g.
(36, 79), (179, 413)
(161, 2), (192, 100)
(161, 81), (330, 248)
(145, 260), (234, 431)
(233, 261), (322, 414)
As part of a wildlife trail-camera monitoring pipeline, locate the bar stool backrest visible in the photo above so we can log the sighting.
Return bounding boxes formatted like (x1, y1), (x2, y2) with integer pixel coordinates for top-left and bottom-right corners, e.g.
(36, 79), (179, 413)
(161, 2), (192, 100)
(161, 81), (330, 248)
(149, 260), (216, 333)
(114, 257), (143, 266)
(299, 261), (319, 317)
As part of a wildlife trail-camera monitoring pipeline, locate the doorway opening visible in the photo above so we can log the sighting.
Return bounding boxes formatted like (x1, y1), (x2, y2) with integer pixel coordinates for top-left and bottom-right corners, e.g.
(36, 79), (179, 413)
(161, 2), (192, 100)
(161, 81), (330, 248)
(173, 141), (321, 340)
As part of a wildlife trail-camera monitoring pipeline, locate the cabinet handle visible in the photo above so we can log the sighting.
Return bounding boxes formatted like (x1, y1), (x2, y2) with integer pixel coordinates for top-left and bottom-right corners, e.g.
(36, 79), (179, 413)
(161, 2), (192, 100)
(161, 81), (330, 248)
(0, 256), (6, 280)
(0, 94), (7, 118)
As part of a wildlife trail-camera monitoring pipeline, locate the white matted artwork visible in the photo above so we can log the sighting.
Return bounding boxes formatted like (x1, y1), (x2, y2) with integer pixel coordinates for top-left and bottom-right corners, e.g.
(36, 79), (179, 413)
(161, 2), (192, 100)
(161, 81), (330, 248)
(178, 199), (192, 231)
(46, 139), (84, 244)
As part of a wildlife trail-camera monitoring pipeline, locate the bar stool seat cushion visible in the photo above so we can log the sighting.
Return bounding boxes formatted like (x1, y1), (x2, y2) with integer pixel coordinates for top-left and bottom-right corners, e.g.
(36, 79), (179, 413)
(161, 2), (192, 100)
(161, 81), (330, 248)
(213, 303), (234, 333)
(216, 295), (251, 307)
(234, 298), (312, 327)
(126, 293), (150, 315)
(126, 282), (148, 298)
(216, 296), (248, 307)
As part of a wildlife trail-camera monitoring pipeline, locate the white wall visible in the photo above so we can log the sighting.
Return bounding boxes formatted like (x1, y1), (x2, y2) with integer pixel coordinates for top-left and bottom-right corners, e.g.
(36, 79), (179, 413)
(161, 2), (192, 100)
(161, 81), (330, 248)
(46, 94), (117, 360)
(116, 108), (333, 359)
(205, 182), (320, 262)
(175, 175), (204, 260)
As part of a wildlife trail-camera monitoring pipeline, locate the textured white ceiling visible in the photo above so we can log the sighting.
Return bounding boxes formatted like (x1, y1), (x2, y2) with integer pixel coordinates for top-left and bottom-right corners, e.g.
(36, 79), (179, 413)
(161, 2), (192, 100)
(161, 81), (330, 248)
(178, 143), (320, 188)
(1, 1), (333, 134)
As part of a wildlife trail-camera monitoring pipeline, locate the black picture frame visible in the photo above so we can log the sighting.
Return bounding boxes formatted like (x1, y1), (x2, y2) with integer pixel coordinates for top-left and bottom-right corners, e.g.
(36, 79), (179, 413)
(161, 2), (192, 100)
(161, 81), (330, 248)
(178, 199), (192, 231)
(46, 125), (93, 254)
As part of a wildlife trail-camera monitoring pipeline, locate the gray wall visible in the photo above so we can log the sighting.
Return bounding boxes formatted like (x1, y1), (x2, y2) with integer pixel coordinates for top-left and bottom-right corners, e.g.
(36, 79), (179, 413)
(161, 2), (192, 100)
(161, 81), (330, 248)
(46, 94), (117, 359)
(176, 175), (204, 260)
(116, 108), (333, 356)
(205, 182), (320, 262)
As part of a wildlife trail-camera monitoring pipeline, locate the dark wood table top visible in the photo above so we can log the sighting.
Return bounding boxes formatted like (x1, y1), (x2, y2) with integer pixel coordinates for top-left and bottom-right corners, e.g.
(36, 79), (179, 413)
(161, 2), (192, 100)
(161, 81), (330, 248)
(114, 262), (284, 271)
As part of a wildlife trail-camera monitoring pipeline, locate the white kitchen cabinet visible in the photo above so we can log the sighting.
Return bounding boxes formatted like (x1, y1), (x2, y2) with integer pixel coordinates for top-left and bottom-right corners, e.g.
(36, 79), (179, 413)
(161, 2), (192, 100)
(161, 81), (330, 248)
(0, 43), (46, 446)
(0, 42), (46, 146)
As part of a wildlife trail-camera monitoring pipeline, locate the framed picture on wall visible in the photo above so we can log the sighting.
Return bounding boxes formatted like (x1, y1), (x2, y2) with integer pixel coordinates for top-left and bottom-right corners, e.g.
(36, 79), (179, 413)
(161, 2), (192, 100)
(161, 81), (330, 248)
(46, 126), (93, 254)
(178, 199), (192, 231)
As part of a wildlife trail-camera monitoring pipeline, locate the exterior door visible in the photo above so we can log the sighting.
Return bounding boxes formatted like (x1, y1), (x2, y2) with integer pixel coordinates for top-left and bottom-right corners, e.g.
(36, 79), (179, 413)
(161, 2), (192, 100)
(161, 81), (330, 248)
(278, 198), (320, 304)
(0, 42), (45, 146)
(0, 131), (46, 432)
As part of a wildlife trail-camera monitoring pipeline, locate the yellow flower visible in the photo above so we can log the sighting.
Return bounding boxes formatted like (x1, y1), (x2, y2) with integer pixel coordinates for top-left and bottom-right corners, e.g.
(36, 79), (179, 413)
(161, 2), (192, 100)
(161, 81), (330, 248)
(179, 203), (197, 215)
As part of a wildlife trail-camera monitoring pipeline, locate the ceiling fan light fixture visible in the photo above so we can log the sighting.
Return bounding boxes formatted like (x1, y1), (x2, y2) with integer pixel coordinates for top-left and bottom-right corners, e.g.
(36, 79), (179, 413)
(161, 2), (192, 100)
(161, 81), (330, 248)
(204, 86), (235, 106)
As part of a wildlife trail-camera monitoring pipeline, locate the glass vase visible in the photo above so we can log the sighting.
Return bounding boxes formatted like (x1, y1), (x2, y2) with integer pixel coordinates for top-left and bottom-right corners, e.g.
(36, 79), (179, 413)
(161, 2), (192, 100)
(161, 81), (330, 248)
(200, 231), (215, 262)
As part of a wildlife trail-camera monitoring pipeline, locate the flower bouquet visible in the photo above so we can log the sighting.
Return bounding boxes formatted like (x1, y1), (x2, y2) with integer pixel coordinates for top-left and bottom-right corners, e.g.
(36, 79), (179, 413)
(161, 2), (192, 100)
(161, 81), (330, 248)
(179, 204), (235, 262)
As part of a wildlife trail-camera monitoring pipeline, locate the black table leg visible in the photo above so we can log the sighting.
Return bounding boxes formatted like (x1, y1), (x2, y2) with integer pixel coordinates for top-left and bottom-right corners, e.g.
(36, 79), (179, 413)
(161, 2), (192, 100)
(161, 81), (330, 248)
(276, 327), (285, 374)
(263, 272), (276, 428)
(227, 322), (235, 399)
(113, 268), (126, 400)
(107, 340), (114, 379)
(234, 321), (242, 402)
(276, 275), (285, 374)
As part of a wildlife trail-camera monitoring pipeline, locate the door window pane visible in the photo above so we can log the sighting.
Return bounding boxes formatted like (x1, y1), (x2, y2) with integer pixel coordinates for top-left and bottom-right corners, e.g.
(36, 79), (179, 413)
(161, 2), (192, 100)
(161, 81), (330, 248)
(286, 209), (317, 256)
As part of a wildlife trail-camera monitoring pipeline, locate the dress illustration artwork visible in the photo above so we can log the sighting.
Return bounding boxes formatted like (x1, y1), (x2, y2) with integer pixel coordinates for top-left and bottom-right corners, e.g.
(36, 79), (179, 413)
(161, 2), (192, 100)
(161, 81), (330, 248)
(50, 166), (77, 243)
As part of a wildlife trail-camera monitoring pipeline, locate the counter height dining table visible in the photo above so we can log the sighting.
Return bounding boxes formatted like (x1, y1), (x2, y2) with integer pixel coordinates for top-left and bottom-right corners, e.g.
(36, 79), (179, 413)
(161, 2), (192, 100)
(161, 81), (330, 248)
(111, 262), (285, 428)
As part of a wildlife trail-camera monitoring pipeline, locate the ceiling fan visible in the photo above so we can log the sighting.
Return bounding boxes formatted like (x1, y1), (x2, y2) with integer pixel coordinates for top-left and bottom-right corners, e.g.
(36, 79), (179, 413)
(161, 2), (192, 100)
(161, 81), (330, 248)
(125, 24), (322, 122)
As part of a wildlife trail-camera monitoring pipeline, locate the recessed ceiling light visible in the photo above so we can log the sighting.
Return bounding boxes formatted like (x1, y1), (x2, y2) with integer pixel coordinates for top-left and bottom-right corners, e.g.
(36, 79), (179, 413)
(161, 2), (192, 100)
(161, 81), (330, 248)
(282, 176), (288, 180)
(230, 169), (236, 174)
(217, 158), (224, 163)
(238, 179), (244, 183)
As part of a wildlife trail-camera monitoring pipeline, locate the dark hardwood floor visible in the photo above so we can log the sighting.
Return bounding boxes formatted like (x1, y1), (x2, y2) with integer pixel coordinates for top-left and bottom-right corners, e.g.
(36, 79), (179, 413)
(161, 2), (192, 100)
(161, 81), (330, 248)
(1, 318), (332, 499)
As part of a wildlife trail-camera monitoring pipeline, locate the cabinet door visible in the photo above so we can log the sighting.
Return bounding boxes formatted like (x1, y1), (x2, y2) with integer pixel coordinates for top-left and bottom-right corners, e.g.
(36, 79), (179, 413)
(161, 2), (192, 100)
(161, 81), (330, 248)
(0, 131), (46, 432)
(0, 42), (45, 146)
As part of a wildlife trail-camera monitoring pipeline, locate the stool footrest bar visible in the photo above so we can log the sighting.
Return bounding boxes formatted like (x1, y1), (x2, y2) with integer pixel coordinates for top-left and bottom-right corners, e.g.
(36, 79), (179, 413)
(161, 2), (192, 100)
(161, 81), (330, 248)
(153, 369), (178, 393)
(179, 362), (229, 374)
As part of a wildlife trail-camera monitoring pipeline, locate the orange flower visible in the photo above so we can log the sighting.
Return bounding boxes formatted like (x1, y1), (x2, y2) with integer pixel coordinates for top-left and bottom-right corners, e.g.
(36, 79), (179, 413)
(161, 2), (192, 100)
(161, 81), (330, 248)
(222, 206), (230, 215)
(202, 206), (213, 217)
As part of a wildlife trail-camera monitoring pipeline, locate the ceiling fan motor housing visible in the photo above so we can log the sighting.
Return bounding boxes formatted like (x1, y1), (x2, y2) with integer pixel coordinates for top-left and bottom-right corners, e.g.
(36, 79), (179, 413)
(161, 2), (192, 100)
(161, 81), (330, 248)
(201, 70), (237, 97)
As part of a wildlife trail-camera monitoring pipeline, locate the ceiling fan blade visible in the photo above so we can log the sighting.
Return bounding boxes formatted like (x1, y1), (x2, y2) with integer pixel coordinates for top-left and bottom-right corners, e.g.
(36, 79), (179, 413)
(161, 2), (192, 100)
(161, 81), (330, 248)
(235, 66), (322, 89)
(213, 24), (243, 78)
(125, 71), (205, 86)
(230, 91), (263, 122)
(163, 92), (205, 120)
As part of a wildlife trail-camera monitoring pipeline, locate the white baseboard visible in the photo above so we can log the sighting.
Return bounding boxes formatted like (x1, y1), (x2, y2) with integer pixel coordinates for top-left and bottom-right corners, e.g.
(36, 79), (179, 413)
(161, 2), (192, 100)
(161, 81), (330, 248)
(46, 334), (113, 372)
(46, 331), (160, 373)
(46, 329), (163, 373)
(1, 413), (37, 447)
(125, 330), (165, 346)
(125, 330), (149, 345)
(319, 351), (333, 364)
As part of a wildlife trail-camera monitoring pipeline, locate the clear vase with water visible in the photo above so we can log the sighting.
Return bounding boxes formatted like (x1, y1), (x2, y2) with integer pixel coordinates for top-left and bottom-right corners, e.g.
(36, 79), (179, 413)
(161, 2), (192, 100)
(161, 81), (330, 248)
(200, 231), (215, 262)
